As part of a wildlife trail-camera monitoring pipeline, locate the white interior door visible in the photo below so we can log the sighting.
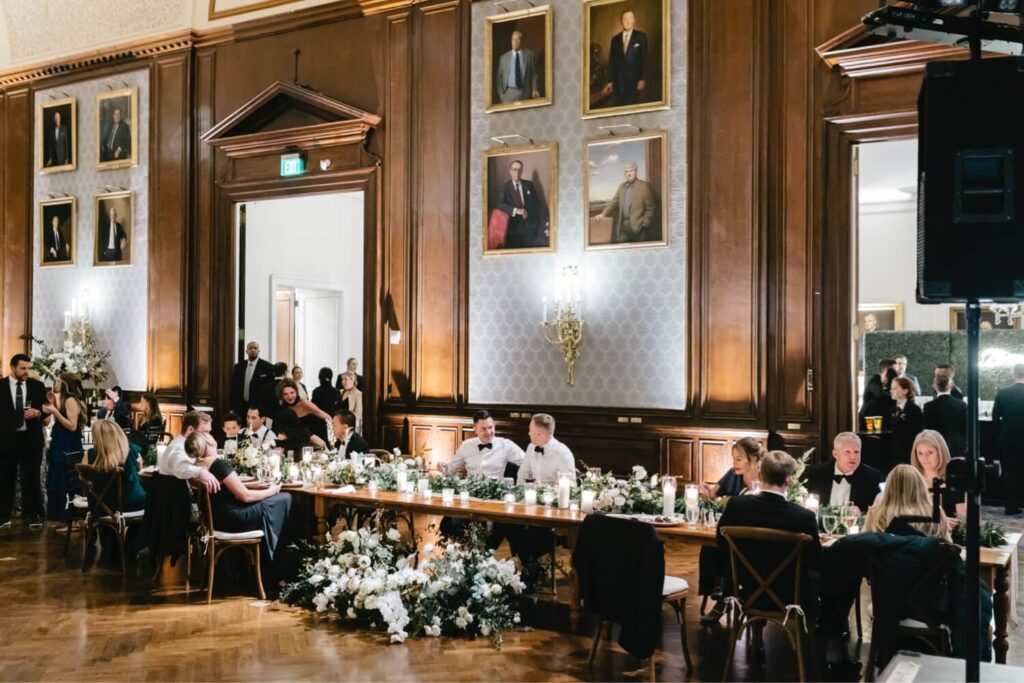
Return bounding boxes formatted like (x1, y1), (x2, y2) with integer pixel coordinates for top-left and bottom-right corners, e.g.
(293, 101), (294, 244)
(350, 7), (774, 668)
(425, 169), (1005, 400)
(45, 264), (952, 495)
(296, 288), (343, 376)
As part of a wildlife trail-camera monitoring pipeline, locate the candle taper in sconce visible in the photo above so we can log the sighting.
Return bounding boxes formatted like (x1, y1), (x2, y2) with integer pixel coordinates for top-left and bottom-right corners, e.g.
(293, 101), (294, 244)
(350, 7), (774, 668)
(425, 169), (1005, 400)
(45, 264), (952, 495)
(541, 265), (584, 385)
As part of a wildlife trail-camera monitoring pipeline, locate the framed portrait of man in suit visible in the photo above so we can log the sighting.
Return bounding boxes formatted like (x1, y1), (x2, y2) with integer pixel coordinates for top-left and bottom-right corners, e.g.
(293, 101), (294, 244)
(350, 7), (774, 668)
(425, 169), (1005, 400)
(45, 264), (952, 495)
(585, 131), (668, 250)
(39, 197), (76, 267)
(482, 142), (557, 256)
(37, 97), (77, 173)
(96, 88), (138, 170)
(484, 5), (553, 113)
(583, 0), (670, 119)
(94, 191), (132, 266)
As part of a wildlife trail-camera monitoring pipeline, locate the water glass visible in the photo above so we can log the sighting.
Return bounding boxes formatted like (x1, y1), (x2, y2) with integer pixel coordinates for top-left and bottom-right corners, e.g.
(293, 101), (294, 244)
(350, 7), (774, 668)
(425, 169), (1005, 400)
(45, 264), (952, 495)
(685, 505), (699, 528)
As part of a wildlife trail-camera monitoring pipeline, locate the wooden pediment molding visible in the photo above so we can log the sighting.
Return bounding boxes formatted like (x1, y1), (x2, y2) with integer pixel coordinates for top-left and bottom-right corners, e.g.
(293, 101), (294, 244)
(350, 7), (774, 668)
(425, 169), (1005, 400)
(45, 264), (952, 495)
(201, 80), (382, 158)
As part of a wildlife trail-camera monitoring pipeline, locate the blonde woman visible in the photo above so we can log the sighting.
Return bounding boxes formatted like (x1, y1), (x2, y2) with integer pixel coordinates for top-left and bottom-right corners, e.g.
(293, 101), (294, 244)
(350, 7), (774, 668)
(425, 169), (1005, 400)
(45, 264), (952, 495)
(338, 371), (363, 432)
(42, 374), (86, 523)
(88, 420), (146, 512)
(911, 429), (966, 519)
(864, 464), (950, 540)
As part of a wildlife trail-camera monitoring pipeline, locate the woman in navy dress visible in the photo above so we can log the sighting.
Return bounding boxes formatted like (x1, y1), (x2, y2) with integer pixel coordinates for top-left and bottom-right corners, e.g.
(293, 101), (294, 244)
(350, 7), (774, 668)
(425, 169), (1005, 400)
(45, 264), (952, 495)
(43, 374), (86, 523)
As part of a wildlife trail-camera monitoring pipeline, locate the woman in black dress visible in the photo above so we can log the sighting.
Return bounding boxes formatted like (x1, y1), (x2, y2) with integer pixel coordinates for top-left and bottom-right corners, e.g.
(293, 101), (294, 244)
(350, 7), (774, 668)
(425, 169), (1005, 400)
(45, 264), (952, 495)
(186, 432), (292, 590)
(272, 407), (326, 452)
(277, 378), (330, 444)
(310, 367), (341, 418)
(890, 376), (924, 471)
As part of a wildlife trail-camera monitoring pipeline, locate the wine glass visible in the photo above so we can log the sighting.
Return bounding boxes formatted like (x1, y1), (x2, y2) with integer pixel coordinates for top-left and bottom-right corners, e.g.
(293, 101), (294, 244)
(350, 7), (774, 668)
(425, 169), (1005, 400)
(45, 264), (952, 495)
(822, 512), (839, 541)
(841, 504), (859, 535)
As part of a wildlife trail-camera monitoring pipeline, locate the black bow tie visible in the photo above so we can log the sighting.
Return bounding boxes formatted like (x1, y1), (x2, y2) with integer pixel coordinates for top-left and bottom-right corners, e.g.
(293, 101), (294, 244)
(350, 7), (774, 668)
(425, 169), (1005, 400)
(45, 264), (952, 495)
(534, 447), (544, 455)
(478, 443), (493, 451)
(833, 474), (853, 485)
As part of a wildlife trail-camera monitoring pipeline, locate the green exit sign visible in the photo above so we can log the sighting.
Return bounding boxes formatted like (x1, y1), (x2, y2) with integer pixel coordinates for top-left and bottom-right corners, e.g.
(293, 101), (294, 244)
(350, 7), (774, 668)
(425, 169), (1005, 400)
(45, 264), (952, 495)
(280, 152), (305, 177)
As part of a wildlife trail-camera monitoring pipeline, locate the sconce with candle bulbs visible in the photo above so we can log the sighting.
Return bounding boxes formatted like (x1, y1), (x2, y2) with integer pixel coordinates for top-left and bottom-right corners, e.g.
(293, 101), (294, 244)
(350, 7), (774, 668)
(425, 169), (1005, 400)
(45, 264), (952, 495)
(541, 265), (584, 385)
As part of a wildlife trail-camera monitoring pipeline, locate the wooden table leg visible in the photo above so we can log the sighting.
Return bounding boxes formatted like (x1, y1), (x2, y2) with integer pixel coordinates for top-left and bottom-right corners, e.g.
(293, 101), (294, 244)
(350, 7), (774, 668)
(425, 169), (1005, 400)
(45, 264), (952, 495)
(314, 495), (328, 543)
(994, 563), (1011, 664)
(565, 526), (580, 632)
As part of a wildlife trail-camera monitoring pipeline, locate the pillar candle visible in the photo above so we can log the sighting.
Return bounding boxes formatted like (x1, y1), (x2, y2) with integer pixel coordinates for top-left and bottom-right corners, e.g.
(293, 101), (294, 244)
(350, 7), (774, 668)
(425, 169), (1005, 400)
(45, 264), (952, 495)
(580, 489), (595, 514)
(557, 476), (571, 509)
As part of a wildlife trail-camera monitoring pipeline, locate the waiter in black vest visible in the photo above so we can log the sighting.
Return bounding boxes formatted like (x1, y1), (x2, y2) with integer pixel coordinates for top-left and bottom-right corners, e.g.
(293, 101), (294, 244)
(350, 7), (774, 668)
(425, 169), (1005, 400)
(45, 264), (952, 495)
(0, 354), (49, 528)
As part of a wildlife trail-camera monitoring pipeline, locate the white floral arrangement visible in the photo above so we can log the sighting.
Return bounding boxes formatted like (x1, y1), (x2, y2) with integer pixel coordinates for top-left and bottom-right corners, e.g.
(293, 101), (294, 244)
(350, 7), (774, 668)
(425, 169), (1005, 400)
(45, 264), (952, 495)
(229, 440), (273, 476)
(24, 335), (109, 383)
(281, 522), (524, 648)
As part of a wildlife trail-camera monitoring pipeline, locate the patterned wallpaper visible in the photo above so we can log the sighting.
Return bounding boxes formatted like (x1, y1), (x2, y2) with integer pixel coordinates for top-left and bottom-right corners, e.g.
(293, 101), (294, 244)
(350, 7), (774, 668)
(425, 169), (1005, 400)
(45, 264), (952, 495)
(32, 69), (150, 390)
(468, 0), (687, 409)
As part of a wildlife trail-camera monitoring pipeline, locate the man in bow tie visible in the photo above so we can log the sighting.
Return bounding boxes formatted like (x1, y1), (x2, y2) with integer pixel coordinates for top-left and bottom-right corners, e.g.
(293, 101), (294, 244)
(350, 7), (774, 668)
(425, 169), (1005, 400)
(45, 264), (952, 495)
(802, 432), (883, 512)
(496, 159), (549, 249)
(443, 410), (524, 478)
(518, 413), (574, 485)
(332, 410), (369, 457)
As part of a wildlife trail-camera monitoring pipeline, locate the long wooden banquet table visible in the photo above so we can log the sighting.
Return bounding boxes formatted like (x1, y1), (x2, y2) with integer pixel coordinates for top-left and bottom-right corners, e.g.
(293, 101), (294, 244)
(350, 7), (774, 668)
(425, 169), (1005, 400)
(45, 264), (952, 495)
(293, 486), (1018, 662)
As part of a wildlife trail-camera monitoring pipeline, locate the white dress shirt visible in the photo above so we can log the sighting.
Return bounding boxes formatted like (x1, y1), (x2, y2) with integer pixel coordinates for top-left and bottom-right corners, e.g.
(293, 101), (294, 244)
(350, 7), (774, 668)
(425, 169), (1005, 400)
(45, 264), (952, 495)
(517, 437), (575, 485)
(829, 465), (853, 507)
(158, 434), (201, 480)
(449, 436), (525, 479)
(622, 29), (632, 52)
(8, 376), (27, 432)
(238, 425), (276, 447)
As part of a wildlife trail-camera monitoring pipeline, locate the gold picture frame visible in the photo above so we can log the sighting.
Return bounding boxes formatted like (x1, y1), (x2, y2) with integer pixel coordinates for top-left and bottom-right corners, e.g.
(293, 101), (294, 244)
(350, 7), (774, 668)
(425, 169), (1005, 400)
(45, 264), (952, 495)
(39, 197), (76, 267)
(858, 303), (904, 333)
(484, 5), (553, 114)
(37, 96), (77, 173)
(208, 0), (303, 20)
(582, 0), (671, 119)
(96, 87), (139, 170)
(948, 305), (1017, 330)
(94, 191), (133, 266)
(584, 130), (669, 250)
(482, 142), (558, 257)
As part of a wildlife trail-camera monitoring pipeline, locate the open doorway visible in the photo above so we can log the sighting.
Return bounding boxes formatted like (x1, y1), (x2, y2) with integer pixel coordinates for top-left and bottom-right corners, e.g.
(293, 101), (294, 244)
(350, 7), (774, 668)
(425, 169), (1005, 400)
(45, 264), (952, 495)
(236, 191), (365, 389)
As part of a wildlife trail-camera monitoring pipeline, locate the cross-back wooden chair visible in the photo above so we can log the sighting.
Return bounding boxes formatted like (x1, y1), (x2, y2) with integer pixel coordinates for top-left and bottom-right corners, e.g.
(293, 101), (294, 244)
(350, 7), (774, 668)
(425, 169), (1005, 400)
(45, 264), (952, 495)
(189, 482), (265, 604)
(76, 462), (145, 574)
(62, 450), (88, 556)
(719, 526), (815, 682)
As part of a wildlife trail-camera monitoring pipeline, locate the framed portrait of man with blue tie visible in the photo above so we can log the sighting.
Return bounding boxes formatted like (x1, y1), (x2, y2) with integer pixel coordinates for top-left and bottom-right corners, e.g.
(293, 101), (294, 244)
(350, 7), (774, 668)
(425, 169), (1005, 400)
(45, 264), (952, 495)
(96, 88), (138, 170)
(484, 5), (553, 114)
(482, 142), (557, 256)
(94, 191), (132, 266)
(39, 197), (76, 267)
(584, 131), (668, 250)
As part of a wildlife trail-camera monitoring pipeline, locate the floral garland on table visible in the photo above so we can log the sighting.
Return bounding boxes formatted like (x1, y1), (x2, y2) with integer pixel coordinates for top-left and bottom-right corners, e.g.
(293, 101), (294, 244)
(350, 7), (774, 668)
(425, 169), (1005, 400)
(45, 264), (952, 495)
(280, 520), (524, 647)
(22, 334), (110, 383)
(951, 518), (1007, 548)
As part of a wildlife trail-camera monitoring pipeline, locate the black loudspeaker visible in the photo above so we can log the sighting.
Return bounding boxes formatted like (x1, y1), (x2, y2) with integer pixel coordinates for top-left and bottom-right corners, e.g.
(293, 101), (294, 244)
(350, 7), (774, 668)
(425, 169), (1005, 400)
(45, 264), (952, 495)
(917, 56), (1024, 303)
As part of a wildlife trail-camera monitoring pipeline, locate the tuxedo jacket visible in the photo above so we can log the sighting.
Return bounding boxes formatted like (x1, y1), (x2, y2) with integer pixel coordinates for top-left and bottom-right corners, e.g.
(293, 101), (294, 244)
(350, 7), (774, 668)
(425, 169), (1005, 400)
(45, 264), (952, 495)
(993, 383), (1024, 455)
(608, 29), (648, 96)
(923, 394), (967, 457)
(229, 358), (275, 415)
(0, 376), (48, 455)
(343, 432), (370, 456)
(802, 461), (883, 512)
(495, 48), (540, 97)
(42, 226), (70, 262)
(97, 221), (127, 261)
(101, 122), (131, 161)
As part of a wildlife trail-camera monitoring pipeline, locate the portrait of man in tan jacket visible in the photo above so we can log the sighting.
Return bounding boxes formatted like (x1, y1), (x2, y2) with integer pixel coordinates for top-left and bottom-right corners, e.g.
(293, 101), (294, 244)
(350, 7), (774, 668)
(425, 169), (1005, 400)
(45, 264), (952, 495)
(601, 161), (659, 243)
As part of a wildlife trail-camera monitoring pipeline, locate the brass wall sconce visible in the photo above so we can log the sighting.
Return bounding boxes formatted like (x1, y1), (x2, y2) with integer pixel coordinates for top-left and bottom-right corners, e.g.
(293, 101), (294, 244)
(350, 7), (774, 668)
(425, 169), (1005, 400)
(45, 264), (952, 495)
(541, 265), (583, 385)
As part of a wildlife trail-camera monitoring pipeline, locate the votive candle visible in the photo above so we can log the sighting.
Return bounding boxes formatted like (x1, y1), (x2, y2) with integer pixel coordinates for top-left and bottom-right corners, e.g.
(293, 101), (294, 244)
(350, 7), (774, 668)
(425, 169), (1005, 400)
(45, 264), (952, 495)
(542, 490), (555, 506)
(459, 490), (470, 504)
(288, 463), (300, 482)
(396, 470), (408, 492)
(368, 479), (379, 494)
(442, 488), (454, 505)
(524, 488), (537, 506)
(580, 489), (595, 513)
(417, 477), (429, 495)
(805, 493), (820, 515)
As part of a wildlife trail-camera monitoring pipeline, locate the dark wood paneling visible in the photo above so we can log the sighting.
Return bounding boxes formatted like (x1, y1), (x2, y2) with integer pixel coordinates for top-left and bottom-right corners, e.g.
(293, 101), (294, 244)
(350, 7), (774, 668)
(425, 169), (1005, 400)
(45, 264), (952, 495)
(664, 438), (695, 481)
(698, 440), (732, 484)
(1, 89), (31, 362)
(194, 50), (217, 405)
(149, 55), (191, 400)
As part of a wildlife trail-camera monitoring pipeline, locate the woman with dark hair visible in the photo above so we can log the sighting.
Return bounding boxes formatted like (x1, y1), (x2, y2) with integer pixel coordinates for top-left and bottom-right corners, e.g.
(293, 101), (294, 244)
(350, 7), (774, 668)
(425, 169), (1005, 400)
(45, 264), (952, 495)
(890, 376), (924, 470)
(42, 374), (86, 523)
(311, 367), (341, 419)
(271, 408), (326, 451)
(140, 393), (164, 435)
(276, 378), (330, 444)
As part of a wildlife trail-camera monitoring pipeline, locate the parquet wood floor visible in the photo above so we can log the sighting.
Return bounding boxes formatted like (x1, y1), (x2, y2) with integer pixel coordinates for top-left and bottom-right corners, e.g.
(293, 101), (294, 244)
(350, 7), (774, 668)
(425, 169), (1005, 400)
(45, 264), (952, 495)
(1, 522), (1021, 682)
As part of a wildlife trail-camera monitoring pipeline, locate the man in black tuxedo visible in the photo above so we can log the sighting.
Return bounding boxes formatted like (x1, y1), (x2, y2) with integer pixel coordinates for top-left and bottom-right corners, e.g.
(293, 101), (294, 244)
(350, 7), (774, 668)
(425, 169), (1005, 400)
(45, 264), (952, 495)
(495, 159), (548, 249)
(601, 10), (649, 107)
(44, 109), (70, 167)
(42, 214), (71, 263)
(229, 341), (274, 418)
(923, 374), (967, 457)
(331, 410), (369, 456)
(802, 432), (883, 512)
(100, 106), (131, 162)
(97, 206), (128, 262)
(993, 364), (1024, 514)
(0, 354), (49, 528)
(935, 363), (964, 401)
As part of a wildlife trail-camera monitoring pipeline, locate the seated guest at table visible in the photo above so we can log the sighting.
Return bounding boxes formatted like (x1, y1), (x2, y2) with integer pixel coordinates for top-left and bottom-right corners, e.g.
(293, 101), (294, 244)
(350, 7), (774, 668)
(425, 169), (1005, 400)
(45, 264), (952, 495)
(934, 363), (964, 401)
(97, 387), (132, 430)
(186, 431), (292, 593)
(860, 359), (896, 430)
(138, 393), (165, 437)
(924, 373), (967, 458)
(273, 408), (326, 451)
(291, 366), (309, 401)
(443, 410), (525, 478)
(88, 419), (146, 512)
(220, 412), (242, 452)
(277, 378), (330, 443)
(517, 413), (575, 485)
(864, 465), (950, 540)
(338, 371), (363, 433)
(698, 436), (765, 624)
(331, 410), (369, 456)
(890, 377), (924, 469)
(157, 411), (220, 493)
(910, 429), (965, 519)
(802, 432), (883, 512)
(238, 406), (275, 448)
(311, 367), (341, 418)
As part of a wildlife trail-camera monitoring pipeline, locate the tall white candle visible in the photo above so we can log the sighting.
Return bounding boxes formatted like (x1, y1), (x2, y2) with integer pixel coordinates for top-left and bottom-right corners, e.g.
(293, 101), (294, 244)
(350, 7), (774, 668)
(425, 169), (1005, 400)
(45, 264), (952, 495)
(662, 482), (676, 517)
(580, 489), (595, 513)
(396, 470), (407, 492)
(288, 463), (299, 482)
(557, 476), (571, 509)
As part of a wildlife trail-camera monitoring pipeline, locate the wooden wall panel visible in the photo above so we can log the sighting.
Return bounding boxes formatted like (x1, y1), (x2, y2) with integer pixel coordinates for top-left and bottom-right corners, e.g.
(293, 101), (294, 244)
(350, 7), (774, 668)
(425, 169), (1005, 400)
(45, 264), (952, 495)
(699, 440), (732, 484)
(412, 0), (462, 404)
(149, 55), (191, 401)
(1, 89), (31, 363)
(194, 50), (217, 406)
(664, 438), (695, 481)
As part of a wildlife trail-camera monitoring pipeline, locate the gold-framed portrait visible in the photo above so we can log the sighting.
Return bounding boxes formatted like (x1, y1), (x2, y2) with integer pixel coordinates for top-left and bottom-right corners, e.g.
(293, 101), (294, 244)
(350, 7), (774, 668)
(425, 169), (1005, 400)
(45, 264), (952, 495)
(482, 142), (557, 256)
(585, 131), (668, 250)
(96, 88), (138, 170)
(583, 0), (670, 119)
(858, 303), (904, 334)
(37, 97), (76, 173)
(94, 191), (133, 266)
(484, 5), (553, 113)
(39, 197), (76, 267)
(949, 305), (1017, 330)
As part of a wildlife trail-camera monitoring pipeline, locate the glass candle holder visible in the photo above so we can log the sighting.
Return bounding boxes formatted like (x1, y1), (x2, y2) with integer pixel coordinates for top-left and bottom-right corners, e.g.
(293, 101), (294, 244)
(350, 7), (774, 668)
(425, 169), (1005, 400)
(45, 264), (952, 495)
(287, 463), (300, 482)
(459, 490), (470, 505)
(804, 493), (820, 515)
(368, 479), (379, 494)
(541, 490), (555, 506)
(417, 476), (430, 496)
(503, 492), (516, 504)
(396, 470), (408, 492)
(662, 476), (677, 516)
(442, 488), (455, 504)
(557, 471), (573, 509)
(580, 488), (595, 514)
(523, 483), (538, 506)
(301, 447), (313, 464)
